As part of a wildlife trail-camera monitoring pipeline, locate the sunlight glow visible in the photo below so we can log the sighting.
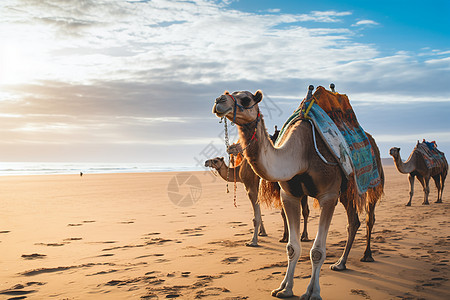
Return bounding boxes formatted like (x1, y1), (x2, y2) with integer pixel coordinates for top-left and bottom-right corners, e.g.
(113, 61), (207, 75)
(0, 42), (31, 85)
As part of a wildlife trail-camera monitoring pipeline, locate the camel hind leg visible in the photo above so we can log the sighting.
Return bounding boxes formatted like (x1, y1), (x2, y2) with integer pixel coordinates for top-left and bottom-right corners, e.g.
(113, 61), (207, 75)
(438, 171), (446, 203)
(300, 195), (310, 241)
(433, 175), (442, 203)
(361, 201), (376, 262)
(331, 194), (360, 271)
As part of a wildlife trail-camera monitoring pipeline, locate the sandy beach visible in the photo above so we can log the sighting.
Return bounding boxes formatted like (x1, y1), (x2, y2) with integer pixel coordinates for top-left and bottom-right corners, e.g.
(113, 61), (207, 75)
(0, 166), (448, 299)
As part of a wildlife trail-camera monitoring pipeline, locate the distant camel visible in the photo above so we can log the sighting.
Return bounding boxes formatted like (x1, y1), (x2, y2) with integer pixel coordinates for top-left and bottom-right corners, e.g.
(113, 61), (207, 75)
(205, 156), (310, 246)
(390, 142), (447, 206)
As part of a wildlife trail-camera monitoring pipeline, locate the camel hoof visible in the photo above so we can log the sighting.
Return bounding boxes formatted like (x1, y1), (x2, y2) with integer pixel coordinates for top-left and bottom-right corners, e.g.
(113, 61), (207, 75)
(435, 200), (442, 203)
(245, 241), (260, 247)
(279, 237), (288, 243)
(422, 202), (430, 205)
(272, 289), (293, 298)
(360, 256), (374, 262)
(259, 232), (268, 237)
(301, 237), (311, 242)
(301, 293), (322, 300)
(405, 203), (411, 206)
(330, 263), (346, 271)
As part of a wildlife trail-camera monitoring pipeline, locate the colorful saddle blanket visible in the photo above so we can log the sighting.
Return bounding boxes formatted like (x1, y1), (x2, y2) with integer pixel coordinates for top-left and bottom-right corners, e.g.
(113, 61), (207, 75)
(276, 86), (381, 195)
(414, 141), (447, 170)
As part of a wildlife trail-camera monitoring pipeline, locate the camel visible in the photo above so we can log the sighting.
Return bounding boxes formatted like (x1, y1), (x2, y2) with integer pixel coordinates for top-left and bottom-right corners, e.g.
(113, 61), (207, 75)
(204, 156), (310, 246)
(212, 88), (384, 299)
(389, 144), (447, 206)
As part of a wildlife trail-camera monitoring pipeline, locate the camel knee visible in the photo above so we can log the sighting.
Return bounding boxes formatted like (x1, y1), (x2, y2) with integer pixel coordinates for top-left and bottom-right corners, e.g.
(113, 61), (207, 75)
(286, 243), (300, 261)
(311, 248), (324, 265)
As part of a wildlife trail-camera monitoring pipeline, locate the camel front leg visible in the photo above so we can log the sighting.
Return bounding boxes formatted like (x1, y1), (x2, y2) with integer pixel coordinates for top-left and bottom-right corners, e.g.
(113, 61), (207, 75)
(301, 196), (310, 242)
(301, 196), (337, 300)
(246, 188), (264, 247)
(419, 176), (430, 205)
(280, 208), (288, 243)
(331, 195), (360, 271)
(272, 191), (301, 298)
(361, 201), (376, 262)
(406, 174), (414, 206)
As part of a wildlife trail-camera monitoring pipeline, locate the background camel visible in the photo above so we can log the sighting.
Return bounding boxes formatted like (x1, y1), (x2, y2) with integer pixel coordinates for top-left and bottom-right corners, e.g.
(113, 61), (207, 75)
(205, 156), (310, 246)
(212, 88), (384, 299)
(389, 143), (447, 206)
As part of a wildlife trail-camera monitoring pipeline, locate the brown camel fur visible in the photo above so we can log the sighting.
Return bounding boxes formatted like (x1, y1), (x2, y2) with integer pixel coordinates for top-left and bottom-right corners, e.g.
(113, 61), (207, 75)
(205, 156), (310, 246)
(389, 145), (447, 206)
(212, 89), (384, 299)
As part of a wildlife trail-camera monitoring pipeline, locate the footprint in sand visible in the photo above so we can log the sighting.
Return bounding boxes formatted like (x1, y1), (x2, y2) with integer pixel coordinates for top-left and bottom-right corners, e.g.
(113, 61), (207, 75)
(35, 242), (66, 247)
(221, 257), (241, 264)
(82, 220), (96, 223)
(68, 223), (83, 227)
(64, 237), (82, 241)
(0, 230), (10, 234)
(0, 282), (45, 297)
(21, 253), (47, 260)
(119, 221), (135, 224)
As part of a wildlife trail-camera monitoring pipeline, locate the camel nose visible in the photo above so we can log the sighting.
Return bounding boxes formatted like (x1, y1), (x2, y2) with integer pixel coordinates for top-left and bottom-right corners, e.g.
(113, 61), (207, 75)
(215, 95), (226, 104)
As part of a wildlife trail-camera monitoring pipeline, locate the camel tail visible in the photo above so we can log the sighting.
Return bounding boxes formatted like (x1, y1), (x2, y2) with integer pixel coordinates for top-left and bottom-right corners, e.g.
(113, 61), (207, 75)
(258, 179), (282, 209)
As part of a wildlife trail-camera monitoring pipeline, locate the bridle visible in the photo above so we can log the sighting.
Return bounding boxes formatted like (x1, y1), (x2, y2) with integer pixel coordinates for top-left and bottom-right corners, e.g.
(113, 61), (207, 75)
(228, 94), (259, 124)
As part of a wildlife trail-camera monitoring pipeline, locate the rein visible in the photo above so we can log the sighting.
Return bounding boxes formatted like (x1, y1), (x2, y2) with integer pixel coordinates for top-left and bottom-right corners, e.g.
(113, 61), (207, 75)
(220, 94), (260, 207)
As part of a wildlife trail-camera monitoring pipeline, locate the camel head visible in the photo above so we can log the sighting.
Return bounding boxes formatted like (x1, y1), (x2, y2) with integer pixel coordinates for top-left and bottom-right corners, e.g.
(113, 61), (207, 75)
(389, 147), (400, 158)
(204, 157), (224, 169)
(212, 90), (263, 125)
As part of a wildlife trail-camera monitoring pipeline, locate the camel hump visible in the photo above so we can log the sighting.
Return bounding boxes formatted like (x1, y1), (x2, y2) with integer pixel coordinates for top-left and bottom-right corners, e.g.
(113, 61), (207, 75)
(414, 141), (447, 171)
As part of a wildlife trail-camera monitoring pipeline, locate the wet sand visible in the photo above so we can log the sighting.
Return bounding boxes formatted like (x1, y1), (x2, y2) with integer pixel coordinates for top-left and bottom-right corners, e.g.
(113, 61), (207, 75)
(0, 166), (448, 299)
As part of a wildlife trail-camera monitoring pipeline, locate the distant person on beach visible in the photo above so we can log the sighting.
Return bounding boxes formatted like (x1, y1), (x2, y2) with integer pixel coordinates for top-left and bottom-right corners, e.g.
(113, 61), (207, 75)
(80, 172), (83, 177)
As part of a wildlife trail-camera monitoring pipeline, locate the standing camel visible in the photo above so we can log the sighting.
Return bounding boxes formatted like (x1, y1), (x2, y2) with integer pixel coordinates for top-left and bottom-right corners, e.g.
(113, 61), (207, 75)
(205, 156), (310, 246)
(389, 143), (447, 206)
(212, 87), (384, 299)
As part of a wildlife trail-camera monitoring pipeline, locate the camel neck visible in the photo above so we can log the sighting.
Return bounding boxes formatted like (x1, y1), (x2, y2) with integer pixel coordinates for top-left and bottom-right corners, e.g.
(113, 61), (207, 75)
(393, 153), (415, 174)
(237, 114), (308, 182)
(217, 162), (241, 182)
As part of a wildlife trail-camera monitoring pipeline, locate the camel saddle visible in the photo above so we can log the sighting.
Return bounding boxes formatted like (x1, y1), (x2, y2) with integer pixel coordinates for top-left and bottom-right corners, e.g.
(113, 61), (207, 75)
(414, 141), (447, 171)
(276, 86), (381, 195)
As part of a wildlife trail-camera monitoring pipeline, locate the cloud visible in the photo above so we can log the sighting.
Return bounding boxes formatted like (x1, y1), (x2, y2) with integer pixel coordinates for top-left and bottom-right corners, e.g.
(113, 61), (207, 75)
(352, 19), (379, 27)
(0, 0), (449, 163)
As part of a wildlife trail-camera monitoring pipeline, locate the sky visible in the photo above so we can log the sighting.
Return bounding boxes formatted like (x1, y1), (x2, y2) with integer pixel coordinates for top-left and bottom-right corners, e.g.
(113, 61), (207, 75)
(0, 0), (449, 167)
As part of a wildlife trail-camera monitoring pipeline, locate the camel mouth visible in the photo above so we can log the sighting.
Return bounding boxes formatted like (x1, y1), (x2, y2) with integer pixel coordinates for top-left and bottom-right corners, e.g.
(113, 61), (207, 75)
(213, 104), (233, 118)
(214, 108), (232, 118)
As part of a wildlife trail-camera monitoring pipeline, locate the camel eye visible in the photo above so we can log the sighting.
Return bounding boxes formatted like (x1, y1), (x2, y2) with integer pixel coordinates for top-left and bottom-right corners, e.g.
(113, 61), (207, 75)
(241, 97), (251, 107)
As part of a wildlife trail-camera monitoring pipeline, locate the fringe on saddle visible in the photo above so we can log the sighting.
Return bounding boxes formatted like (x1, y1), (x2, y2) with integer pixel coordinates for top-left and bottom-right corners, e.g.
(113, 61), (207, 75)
(258, 177), (383, 213)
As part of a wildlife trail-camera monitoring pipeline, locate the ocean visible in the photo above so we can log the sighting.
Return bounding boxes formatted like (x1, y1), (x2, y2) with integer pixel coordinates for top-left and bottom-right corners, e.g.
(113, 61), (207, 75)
(0, 162), (203, 176)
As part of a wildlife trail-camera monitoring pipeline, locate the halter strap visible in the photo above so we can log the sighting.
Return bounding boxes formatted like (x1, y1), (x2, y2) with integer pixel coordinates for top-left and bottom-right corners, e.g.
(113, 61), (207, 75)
(229, 94), (259, 124)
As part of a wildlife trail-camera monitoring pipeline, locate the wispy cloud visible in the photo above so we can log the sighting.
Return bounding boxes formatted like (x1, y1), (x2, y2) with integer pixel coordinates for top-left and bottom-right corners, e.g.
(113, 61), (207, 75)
(352, 19), (379, 27)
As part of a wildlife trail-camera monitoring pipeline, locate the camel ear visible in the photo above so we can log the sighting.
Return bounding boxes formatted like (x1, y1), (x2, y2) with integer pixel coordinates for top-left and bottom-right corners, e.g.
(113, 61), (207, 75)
(224, 90), (230, 95)
(253, 90), (263, 103)
(220, 157), (224, 161)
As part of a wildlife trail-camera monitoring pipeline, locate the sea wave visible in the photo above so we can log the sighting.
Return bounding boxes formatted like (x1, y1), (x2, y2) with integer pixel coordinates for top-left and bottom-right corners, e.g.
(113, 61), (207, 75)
(0, 162), (203, 176)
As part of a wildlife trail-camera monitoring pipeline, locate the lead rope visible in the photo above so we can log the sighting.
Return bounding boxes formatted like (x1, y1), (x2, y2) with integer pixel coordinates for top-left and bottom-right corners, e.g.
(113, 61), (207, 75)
(223, 117), (230, 194)
(222, 117), (237, 207)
